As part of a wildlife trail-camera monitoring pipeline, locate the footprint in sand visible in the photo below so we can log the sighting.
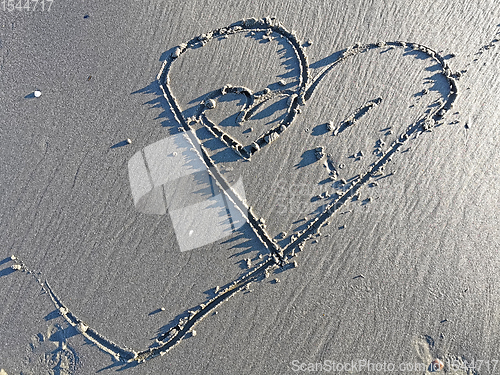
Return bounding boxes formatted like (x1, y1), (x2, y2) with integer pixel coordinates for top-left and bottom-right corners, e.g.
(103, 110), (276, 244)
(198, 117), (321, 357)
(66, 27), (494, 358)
(20, 323), (79, 375)
(415, 335), (480, 374)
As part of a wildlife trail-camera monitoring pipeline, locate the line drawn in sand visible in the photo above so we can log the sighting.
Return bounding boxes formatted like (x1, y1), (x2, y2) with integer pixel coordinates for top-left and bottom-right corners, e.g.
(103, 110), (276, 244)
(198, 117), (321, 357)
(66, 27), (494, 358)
(5, 17), (463, 367)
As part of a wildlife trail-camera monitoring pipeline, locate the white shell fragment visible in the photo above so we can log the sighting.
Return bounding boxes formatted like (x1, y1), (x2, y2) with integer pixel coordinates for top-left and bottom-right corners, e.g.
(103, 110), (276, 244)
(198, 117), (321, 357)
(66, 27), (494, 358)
(34, 90), (42, 98)
(126, 138), (132, 144)
(191, 330), (197, 337)
(11, 264), (22, 271)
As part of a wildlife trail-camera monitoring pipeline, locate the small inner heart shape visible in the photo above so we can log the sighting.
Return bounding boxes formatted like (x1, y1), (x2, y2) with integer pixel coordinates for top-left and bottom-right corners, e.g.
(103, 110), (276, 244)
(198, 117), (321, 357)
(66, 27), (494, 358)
(197, 84), (302, 159)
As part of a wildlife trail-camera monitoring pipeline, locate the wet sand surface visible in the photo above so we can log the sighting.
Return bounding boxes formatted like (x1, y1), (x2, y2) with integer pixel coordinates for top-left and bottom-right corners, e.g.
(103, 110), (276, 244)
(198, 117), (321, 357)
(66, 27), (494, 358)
(1, 1), (500, 374)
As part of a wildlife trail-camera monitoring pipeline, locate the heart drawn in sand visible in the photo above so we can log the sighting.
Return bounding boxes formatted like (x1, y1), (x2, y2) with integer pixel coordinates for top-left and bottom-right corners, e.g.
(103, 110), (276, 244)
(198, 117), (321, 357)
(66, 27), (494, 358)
(151, 17), (458, 257)
(11, 17), (460, 365)
(119, 18), (458, 361)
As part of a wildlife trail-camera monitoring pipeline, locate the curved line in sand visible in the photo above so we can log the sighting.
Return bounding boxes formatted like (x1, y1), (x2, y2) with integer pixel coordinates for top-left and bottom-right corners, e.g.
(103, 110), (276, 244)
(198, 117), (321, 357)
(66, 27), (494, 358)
(9, 17), (460, 365)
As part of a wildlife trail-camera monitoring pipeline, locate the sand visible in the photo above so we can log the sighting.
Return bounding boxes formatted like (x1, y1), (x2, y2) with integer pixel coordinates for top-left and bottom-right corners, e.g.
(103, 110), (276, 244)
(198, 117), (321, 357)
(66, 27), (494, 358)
(1, 1), (500, 374)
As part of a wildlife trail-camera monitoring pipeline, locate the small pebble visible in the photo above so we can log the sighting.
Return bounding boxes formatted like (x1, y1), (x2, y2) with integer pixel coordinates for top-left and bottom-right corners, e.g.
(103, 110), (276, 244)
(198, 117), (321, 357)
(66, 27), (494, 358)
(11, 264), (22, 271)
(160, 307), (165, 311)
(191, 330), (197, 337)
(205, 99), (216, 109)
(34, 90), (42, 98)
(430, 359), (444, 371)
(278, 79), (286, 86)
(126, 138), (132, 144)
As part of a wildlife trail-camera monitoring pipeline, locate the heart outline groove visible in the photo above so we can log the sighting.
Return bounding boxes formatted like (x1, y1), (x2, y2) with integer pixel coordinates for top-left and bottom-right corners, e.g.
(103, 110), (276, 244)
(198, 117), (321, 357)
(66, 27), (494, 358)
(9, 17), (460, 365)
